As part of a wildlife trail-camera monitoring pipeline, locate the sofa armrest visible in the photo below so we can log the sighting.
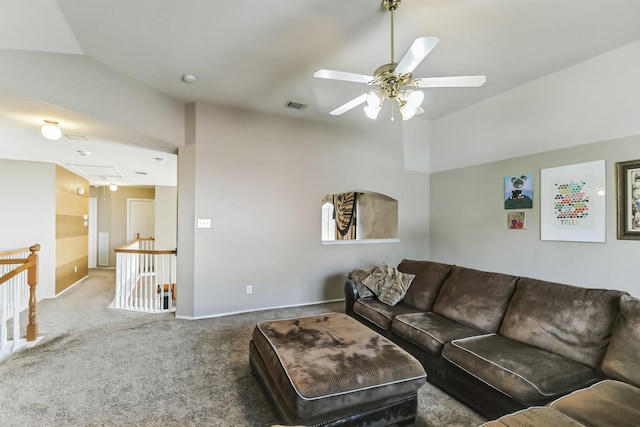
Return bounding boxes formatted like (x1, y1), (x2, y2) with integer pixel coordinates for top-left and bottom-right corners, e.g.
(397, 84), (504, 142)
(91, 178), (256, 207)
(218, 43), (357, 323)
(344, 280), (360, 316)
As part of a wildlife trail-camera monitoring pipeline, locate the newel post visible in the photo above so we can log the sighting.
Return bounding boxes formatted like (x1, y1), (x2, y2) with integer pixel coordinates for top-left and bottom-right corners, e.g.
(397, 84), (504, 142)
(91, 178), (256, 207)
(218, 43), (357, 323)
(26, 243), (40, 341)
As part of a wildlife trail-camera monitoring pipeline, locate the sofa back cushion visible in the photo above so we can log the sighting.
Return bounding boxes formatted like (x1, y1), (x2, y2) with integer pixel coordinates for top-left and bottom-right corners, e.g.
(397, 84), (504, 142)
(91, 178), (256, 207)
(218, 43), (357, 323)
(500, 277), (624, 369)
(601, 294), (640, 387)
(432, 266), (517, 333)
(397, 259), (453, 311)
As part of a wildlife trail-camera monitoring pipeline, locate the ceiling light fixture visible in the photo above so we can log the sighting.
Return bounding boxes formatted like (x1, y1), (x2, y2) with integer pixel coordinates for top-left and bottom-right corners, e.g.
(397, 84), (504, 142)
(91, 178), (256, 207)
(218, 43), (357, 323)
(109, 183), (118, 191)
(41, 120), (62, 140)
(314, 0), (486, 121)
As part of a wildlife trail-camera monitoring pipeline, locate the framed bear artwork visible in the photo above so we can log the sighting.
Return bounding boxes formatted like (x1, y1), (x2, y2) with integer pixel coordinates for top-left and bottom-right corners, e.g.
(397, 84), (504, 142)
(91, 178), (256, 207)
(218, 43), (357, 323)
(504, 174), (533, 209)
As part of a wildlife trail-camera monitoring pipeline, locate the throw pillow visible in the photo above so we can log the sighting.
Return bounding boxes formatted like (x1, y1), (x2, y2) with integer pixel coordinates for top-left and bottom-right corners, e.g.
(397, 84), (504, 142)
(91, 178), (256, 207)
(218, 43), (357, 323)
(346, 266), (376, 298)
(362, 264), (415, 306)
(601, 294), (640, 388)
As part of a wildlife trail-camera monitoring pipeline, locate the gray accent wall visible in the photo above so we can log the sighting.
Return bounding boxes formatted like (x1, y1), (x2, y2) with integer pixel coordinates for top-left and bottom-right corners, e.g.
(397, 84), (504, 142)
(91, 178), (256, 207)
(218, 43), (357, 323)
(430, 134), (640, 297)
(176, 103), (430, 318)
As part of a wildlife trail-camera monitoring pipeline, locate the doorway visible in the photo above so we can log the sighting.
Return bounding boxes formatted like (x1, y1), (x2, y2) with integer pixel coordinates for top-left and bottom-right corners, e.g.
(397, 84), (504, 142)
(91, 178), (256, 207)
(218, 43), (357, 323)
(88, 197), (98, 268)
(127, 199), (155, 241)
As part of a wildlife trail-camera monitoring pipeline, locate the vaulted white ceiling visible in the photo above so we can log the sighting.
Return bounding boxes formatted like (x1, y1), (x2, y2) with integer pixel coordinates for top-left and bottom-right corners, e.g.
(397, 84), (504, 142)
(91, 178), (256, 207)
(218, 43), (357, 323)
(2, 0), (640, 185)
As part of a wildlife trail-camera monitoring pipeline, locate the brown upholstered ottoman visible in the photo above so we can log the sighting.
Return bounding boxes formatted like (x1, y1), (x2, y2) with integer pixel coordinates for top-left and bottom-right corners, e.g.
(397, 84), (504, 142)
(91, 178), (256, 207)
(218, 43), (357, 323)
(249, 312), (427, 426)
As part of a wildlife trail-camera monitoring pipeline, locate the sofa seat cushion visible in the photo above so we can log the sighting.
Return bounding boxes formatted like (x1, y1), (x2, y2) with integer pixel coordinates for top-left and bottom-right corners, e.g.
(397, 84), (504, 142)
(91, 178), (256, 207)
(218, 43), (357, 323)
(397, 259), (453, 311)
(549, 380), (640, 427)
(442, 334), (602, 405)
(353, 298), (422, 330)
(480, 407), (586, 427)
(500, 277), (624, 369)
(391, 312), (483, 355)
(432, 266), (517, 333)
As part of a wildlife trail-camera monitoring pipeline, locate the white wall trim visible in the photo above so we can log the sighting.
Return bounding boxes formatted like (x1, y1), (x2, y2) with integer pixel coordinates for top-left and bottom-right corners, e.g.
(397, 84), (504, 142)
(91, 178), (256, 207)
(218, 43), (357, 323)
(175, 298), (345, 321)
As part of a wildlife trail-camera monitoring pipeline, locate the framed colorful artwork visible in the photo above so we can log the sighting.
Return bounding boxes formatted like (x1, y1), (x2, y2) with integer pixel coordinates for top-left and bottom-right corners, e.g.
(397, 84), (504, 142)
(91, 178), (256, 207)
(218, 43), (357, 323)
(507, 211), (526, 229)
(504, 174), (533, 209)
(540, 160), (606, 242)
(616, 159), (640, 240)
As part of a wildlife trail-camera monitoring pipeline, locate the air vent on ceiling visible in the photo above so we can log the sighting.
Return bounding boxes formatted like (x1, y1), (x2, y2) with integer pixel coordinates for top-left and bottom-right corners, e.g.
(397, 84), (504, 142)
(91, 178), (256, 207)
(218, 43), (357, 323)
(66, 134), (88, 141)
(134, 171), (148, 175)
(67, 164), (123, 179)
(285, 101), (307, 110)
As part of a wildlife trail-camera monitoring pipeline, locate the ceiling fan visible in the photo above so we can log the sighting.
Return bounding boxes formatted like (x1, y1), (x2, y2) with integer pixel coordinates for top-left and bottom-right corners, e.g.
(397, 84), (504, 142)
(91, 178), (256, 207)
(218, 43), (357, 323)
(314, 0), (486, 121)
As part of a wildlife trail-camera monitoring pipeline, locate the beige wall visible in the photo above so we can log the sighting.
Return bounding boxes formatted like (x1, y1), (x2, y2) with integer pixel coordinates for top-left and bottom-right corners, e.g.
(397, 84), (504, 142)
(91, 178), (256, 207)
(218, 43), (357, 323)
(0, 159), (57, 299)
(55, 165), (89, 293)
(357, 192), (398, 240)
(90, 186), (155, 268)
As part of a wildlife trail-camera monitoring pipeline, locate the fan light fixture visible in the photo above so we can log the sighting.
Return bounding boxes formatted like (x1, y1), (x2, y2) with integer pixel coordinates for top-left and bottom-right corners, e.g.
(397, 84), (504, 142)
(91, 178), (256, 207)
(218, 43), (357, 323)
(314, 0), (486, 121)
(41, 120), (62, 140)
(109, 183), (118, 191)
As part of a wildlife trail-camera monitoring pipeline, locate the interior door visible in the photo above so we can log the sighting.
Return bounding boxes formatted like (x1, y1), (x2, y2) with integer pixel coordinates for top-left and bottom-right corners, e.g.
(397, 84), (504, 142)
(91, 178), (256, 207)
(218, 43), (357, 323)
(88, 197), (98, 268)
(127, 199), (155, 241)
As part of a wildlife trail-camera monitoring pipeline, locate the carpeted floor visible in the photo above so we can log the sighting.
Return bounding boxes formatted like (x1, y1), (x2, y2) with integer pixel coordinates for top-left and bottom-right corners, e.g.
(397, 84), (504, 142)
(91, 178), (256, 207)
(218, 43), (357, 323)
(0, 269), (485, 426)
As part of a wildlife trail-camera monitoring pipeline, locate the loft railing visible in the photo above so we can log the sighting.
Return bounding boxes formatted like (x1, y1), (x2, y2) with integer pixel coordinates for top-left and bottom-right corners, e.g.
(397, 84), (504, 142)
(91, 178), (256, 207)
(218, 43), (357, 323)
(113, 234), (177, 313)
(0, 244), (40, 362)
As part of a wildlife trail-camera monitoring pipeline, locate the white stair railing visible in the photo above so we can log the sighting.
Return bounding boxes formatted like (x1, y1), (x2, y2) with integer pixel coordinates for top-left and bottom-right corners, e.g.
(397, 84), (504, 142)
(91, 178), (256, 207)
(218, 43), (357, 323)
(114, 236), (177, 313)
(0, 244), (40, 362)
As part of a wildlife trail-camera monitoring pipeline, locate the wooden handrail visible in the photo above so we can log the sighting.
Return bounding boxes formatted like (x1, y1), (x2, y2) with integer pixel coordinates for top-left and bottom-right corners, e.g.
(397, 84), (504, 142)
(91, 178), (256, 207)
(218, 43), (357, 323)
(115, 235), (175, 255)
(0, 247), (31, 257)
(0, 258), (29, 265)
(114, 249), (177, 255)
(136, 232), (155, 241)
(0, 244), (39, 341)
(0, 259), (35, 283)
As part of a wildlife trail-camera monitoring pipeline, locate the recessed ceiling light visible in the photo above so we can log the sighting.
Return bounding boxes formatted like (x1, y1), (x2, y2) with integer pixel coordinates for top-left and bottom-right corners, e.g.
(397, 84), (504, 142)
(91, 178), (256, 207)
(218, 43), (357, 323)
(182, 74), (196, 83)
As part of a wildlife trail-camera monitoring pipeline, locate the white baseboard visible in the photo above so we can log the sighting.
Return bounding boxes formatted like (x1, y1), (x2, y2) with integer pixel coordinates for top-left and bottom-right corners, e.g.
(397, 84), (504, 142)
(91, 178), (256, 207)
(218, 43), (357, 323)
(175, 298), (345, 320)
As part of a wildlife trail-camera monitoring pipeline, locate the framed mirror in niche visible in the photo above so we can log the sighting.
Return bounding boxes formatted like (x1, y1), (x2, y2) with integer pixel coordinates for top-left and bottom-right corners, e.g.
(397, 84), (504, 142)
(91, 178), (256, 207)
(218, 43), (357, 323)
(321, 191), (398, 243)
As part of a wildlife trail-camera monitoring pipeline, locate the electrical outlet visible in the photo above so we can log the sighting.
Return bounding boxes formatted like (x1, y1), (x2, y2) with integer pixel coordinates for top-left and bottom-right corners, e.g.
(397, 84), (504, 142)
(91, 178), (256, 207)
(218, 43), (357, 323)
(246, 285), (253, 295)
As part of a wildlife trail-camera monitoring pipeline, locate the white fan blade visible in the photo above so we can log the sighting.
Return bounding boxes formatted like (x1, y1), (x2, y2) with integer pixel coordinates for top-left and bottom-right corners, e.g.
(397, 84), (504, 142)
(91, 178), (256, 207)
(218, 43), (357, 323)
(411, 75), (487, 88)
(314, 69), (374, 84)
(329, 93), (368, 116)
(395, 37), (439, 75)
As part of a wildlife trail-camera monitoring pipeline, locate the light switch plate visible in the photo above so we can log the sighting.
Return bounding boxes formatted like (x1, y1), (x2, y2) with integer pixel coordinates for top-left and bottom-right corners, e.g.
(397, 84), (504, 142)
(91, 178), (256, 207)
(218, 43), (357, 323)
(197, 219), (211, 228)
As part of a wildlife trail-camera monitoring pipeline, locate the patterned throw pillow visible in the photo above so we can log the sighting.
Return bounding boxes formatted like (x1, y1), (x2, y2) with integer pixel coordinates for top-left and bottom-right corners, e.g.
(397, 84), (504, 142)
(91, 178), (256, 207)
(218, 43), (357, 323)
(362, 264), (415, 306)
(346, 266), (376, 298)
(601, 294), (640, 388)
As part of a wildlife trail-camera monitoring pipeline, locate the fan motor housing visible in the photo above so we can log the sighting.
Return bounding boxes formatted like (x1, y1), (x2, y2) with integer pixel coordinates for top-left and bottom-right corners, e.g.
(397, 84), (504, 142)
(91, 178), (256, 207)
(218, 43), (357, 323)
(373, 63), (412, 99)
(383, 0), (401, 12)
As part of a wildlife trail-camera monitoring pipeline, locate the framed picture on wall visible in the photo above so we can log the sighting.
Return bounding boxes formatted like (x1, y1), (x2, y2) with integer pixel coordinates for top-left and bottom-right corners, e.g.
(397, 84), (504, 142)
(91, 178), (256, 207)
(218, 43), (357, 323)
(507, 211), (526, 229)
(504, 174), (533, 209)
(540, 160), (606, 242)
(616, 159), (640, 240)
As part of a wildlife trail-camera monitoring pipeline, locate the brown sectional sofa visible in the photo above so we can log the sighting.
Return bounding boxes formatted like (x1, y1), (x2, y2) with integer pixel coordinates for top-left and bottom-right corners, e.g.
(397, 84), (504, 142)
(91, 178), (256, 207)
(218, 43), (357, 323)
(344, 259), (640, 425)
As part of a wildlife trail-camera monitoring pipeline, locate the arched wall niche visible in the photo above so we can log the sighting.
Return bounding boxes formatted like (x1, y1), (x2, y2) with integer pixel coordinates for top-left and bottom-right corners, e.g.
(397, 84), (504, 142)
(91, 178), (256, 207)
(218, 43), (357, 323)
(322, 191), (398, 243)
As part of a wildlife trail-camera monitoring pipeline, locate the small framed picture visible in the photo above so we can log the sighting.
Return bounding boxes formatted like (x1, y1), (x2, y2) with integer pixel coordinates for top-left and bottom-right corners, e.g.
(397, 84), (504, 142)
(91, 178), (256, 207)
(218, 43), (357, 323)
(504, 174), (533, 209)
(616, 159), (640, 240)
(507, 212), (526, 229)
